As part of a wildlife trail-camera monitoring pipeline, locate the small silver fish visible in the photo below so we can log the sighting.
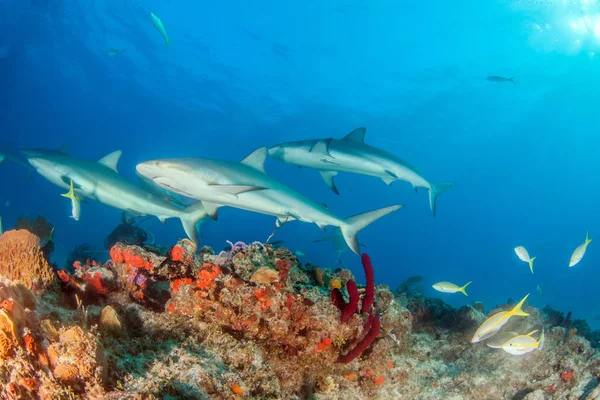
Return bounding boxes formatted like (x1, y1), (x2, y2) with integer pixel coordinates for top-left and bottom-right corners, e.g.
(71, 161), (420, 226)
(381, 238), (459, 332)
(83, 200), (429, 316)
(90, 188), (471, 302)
(295, 251), (305, 257)
(487, 76), (516, 84)
(105, 48), (127, 56)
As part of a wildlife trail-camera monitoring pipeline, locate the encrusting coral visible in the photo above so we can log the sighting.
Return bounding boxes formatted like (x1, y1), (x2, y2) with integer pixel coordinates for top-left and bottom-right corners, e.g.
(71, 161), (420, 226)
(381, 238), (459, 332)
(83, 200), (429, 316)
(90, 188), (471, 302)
(1, 229), (600, 399)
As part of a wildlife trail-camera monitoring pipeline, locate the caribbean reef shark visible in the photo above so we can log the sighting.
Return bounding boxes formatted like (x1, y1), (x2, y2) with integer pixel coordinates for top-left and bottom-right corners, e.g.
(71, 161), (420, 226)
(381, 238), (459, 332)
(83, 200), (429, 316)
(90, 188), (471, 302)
(136, 147), (402, 254)
(0, 143), (36, 178)
(22, 148), (208, 244)
(267, 127), (455, 216)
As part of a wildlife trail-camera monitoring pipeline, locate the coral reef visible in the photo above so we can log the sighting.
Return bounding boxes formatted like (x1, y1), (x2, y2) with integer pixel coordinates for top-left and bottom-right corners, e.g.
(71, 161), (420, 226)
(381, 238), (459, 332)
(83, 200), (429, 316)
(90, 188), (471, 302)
(1, 233), (599, 399)
(14, 216), (55, 256)
(0, 229), (56, 292)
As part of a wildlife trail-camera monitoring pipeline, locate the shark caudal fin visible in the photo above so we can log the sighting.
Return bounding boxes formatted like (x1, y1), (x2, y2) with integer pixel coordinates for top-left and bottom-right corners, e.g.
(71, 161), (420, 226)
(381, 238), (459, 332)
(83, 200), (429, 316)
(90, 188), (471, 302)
(340, 205), (402, 255)
(428, 182), (455, 217)
(180, 203), (210, 246)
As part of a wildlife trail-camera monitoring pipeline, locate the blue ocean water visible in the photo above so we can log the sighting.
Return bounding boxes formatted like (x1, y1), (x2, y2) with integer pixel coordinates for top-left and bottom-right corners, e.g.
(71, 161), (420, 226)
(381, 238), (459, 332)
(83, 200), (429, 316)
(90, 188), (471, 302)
(1, 0), (598, 329)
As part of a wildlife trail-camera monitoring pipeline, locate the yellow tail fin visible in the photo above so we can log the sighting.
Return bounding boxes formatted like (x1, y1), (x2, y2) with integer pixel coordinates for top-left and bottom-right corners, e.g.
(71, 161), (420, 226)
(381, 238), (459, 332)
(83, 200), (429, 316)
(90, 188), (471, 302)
(528, 257), (535, 274)
(459, 281), (472, 296)
(60, 179), (77, 201)
(585, 231), (592, 246)
(509, 294), (530, 317)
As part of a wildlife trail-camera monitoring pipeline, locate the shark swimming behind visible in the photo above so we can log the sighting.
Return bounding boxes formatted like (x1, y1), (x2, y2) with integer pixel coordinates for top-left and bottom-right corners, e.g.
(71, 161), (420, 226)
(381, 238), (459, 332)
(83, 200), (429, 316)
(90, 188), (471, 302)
(136, 147), (402, 254)
(23, 148), (208, 244)
(267, 128), (455, 216)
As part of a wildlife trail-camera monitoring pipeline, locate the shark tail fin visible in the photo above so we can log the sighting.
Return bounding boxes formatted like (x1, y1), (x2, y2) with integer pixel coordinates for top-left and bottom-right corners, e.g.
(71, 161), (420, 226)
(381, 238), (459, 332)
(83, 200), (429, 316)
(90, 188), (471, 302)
(509, 76), (517, 84)
(340, 205), (402, 255)
(165, 37), (170, 49)
(180, 203), (209, 247)
(428, 182), (455, 217)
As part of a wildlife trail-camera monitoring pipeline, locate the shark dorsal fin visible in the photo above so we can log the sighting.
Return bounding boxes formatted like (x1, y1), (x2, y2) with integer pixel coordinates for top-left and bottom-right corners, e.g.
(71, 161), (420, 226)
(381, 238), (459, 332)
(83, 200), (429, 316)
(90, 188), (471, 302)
(58, 143), (70, 154)
(98, 150), (122, 173)
(342, 127), (366, 143)
(240, 147), (267, 174)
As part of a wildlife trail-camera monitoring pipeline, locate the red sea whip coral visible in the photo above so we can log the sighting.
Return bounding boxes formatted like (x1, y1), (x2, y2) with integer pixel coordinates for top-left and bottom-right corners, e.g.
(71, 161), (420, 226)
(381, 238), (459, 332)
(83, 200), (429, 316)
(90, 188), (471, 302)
(332, 253), (381, 363)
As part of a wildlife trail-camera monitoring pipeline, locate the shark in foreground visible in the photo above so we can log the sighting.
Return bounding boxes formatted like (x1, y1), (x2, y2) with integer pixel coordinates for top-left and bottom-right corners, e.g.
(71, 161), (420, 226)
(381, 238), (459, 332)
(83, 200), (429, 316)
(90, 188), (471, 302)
(136, 147), (402, 254)
(267, 128), (455, 216)
(22, 148), (208, 244)
(0, 143), (36, 178)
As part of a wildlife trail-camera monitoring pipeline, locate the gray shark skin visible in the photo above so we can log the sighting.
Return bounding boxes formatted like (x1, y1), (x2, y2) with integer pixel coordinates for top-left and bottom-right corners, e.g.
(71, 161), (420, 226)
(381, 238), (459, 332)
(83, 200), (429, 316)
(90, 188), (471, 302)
(22, 148), (208, 244)
(267, 128), (455, 217)
(136, 170), (187, 208)
(314, 227), (366, 264)
(0, 144), (36, 178)
(136, 147), (402, 255)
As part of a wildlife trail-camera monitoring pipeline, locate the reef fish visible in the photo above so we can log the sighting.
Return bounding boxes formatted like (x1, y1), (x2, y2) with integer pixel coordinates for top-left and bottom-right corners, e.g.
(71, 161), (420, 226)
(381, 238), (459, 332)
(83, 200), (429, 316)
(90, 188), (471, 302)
(487, 76), (516, 83)
(22, 148), (208, 244)
(514, 246), (535, 274)
(60, 178), (81, 221)
(267, 128), (454, 217)
(150, 13), (170, 48)
(471, 294), (530, 343)
(500, 330), (544, 356)
(136, 147), (402, 255)
(105, 48), (126, 56)
(569, 232), (592, 267)
(432, 281), (472, 296)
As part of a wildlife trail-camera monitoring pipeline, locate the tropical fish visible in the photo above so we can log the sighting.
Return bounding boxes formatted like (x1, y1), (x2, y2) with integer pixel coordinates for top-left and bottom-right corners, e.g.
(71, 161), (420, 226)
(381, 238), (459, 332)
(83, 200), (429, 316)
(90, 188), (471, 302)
(569, 232), (592, 267)
(22, 148), (208, 244)
(295, 251), (305, 257)
(500, 330), (544, 356)
(60, 178), (81, 221)
(487, 76), (516, 84)
(432, 281), (472, 296)
(514, 246), (535, 274)
(471, 294), (530, 343)
(150, 13), (170, 48)
(136, 147), (402, 254)
(268, 128), (454, 217)
(105, 48), (127, 56)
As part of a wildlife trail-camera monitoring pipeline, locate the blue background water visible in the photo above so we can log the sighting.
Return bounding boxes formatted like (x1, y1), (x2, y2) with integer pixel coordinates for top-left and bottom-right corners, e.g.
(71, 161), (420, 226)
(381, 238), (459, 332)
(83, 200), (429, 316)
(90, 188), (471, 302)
(1, 0), (599, 328)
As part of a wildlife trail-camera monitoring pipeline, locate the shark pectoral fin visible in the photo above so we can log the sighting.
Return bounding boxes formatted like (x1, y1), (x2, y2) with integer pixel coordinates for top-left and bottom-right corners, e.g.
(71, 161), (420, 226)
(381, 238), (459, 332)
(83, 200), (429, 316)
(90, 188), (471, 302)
(240, 147), (268, 174)
(341, 205), (403, 255)
(315, 222), (327, 232)
(157, 216), (167, 224)
(202, 201), (220, 221)
(342, 127), (366, 143)
(318, 170), (340, 195)
(311, 139), (335, 158)
(98, 150), (123, 173)
(209, 184), (268, 197)
(382, 170), (398, 186)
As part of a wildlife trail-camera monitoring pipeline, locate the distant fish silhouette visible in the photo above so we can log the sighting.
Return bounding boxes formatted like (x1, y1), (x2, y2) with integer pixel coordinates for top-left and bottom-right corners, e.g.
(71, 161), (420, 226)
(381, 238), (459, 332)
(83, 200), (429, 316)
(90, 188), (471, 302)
(105, 48), (127, 56)
(487, 76), (516, 84)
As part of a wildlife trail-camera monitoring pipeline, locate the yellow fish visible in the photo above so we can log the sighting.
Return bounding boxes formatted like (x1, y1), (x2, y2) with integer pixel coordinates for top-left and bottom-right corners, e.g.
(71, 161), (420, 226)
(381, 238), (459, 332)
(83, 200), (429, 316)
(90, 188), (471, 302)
(569, 232), (592, 267)
(471, 294), (530, 343)
(500, 330), (544, 356)
(514, 246), (535, 274)
(432, 281), (472, 296)
(60, 179), (81, 221)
